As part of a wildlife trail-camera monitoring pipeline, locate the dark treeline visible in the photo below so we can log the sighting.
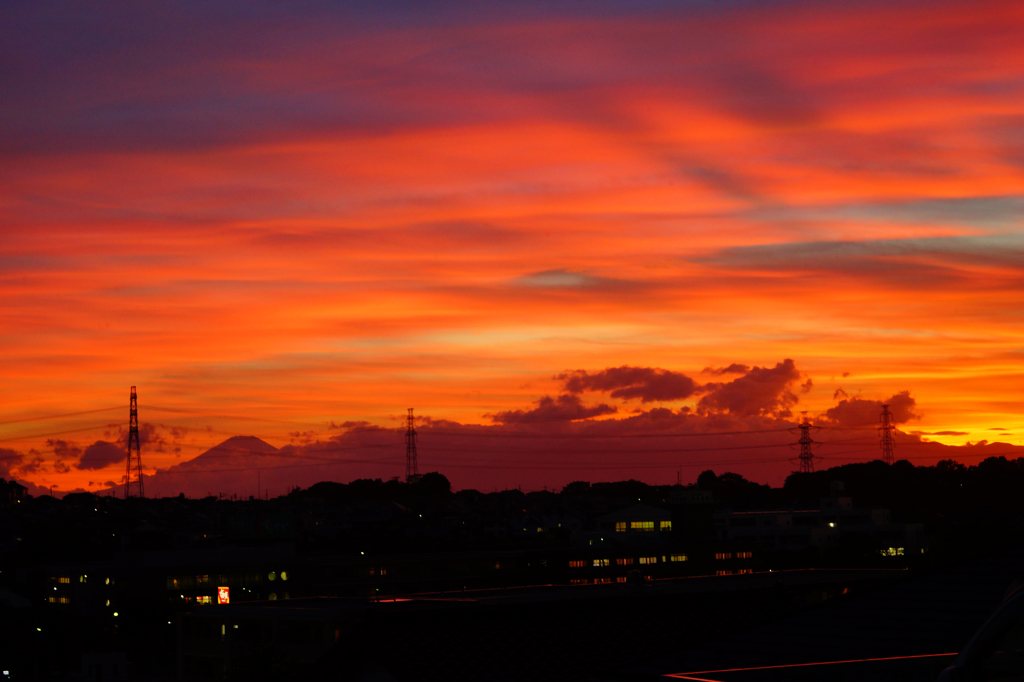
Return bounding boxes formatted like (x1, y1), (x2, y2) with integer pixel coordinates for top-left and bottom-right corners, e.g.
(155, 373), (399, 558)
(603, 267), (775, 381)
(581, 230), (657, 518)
(281, 456), (1024, 517)
(287, 471), (453, 502)
(783, 457), (1024, 516)
(276, 455), (1024, 559)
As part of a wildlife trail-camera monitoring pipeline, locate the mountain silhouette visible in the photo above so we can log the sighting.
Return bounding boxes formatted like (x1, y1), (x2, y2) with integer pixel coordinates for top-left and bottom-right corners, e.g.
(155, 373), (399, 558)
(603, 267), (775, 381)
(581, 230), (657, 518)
(178, 435), (280, 469)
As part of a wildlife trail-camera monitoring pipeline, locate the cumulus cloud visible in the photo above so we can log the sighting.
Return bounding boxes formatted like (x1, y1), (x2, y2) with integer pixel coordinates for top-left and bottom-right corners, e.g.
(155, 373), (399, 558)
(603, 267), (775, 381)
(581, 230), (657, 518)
(45, 438), (83, 473)
(701, 364), (750, 376)
(328, 420), (386, 432)
(106, 422), (187, 455)
(558, 366), (700, 403)
(698, 359), (801, 418)
(76, 440), (125, 470)
(489, 394), (617, 424)
(47, 439), (82, 461)
(0, 447), (25, 478)
(17, 452), (46, 475)
(824, 390), (920, 427)
(288, 430), (318, 445)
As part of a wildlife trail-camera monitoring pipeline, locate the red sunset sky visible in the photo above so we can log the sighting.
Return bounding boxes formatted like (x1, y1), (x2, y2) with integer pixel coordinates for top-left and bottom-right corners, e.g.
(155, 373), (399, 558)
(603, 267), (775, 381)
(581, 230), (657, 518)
(2, 0), (1024, 497)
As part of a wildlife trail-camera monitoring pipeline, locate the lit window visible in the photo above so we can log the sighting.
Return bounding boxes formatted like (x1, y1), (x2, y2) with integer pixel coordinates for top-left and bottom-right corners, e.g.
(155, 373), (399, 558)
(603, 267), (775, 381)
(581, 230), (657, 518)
(639, 557), (657, 565)
(670, 554), (688, 562)
(615, 522), (627, 532)
(879, 547), (905, 557)
(630, 521), (655, 531)
(716, 569), (733, 576)
(569, 560), (587, 568)
(616, 577), (627, 583)
(615, 558), (634, 566)
(715, 552), (733, 560)
(738, 568), (753, 574)
(660, 521), (672, 531)
(594, 577), (613, 584)
(570, 579), (587, 585)
(737, 551), (752, 559)
(593, 559), (610, 567)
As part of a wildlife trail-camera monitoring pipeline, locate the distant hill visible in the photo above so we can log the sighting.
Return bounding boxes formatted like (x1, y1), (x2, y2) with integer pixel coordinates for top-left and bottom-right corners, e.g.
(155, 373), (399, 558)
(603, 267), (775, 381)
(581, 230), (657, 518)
(120, 434), (403, 499)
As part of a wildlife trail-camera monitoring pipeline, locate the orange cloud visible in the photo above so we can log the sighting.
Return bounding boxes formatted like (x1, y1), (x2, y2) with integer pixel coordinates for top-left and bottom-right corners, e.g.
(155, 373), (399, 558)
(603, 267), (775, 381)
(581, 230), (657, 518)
(3, 0), (1024, 493)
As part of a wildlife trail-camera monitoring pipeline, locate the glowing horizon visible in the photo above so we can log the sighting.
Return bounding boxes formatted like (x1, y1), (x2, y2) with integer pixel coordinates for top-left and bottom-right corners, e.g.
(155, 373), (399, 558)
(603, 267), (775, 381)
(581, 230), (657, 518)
(3, 0), (1024, 494)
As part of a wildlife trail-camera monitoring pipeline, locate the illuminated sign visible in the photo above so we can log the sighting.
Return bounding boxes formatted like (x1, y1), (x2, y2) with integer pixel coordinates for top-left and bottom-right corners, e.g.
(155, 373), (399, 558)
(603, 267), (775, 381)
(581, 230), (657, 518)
(218, 587), (230, 604)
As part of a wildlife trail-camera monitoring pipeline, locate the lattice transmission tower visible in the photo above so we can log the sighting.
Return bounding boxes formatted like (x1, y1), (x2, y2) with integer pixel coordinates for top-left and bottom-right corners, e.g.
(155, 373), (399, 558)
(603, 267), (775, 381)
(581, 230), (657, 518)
(124, 386), (144, 498)
(791, 413), (820, 474)
(798, 420), (816, 473)
(879, 404), (896, 465)
(405, 408), (420, 483)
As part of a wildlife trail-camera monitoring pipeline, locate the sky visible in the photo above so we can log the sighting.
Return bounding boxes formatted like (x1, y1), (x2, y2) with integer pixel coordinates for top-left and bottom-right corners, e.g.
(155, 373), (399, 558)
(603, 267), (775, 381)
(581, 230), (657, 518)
(2, 0), (1024, 497)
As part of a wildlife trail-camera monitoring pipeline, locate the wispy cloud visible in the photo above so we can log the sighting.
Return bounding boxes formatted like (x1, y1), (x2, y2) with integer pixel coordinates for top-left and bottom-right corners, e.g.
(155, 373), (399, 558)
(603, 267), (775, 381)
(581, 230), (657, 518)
(3, 0), (1024, 491)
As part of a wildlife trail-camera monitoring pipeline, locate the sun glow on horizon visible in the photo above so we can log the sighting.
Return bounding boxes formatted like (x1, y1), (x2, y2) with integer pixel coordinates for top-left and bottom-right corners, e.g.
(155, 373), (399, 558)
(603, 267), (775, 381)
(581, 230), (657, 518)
(3, 0), (1024, 495)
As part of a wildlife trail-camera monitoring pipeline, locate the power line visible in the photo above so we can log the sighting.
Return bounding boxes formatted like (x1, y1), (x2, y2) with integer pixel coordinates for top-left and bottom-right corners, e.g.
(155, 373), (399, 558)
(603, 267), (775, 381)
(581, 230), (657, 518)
(420, 442), (795, 455)
(0, 406), (122, 426)
(0, 422), (120, 443)
(424, 427), (794, 439)
(146, 405), (329, 430)
(153, 456), (407, 475)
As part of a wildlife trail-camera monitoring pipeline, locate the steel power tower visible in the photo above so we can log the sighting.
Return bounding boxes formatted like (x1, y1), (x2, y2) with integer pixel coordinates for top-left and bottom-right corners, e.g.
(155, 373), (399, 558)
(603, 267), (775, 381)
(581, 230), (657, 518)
(879, 404), (896, 465)
(791, 414), (820, 474)
(405, 408), (420, 483)
(124, 386), (144, 498)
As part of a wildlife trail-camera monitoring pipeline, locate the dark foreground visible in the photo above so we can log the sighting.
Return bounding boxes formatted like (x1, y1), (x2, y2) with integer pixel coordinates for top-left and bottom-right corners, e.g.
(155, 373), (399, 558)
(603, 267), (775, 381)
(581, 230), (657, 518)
(172, 549), (1017, 682)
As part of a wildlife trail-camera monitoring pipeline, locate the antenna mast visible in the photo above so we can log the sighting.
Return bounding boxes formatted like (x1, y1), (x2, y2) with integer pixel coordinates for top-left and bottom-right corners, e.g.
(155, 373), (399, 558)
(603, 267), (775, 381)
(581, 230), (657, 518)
(124, 386), (144, 498)
(405, 408), (420, 483)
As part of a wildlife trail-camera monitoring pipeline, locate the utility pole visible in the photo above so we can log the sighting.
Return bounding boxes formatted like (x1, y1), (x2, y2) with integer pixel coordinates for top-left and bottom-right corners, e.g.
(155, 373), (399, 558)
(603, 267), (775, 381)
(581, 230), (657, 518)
(405, 408), (420, 483)
(124, 386), (144, 498)
(879, 404), (896, 465)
